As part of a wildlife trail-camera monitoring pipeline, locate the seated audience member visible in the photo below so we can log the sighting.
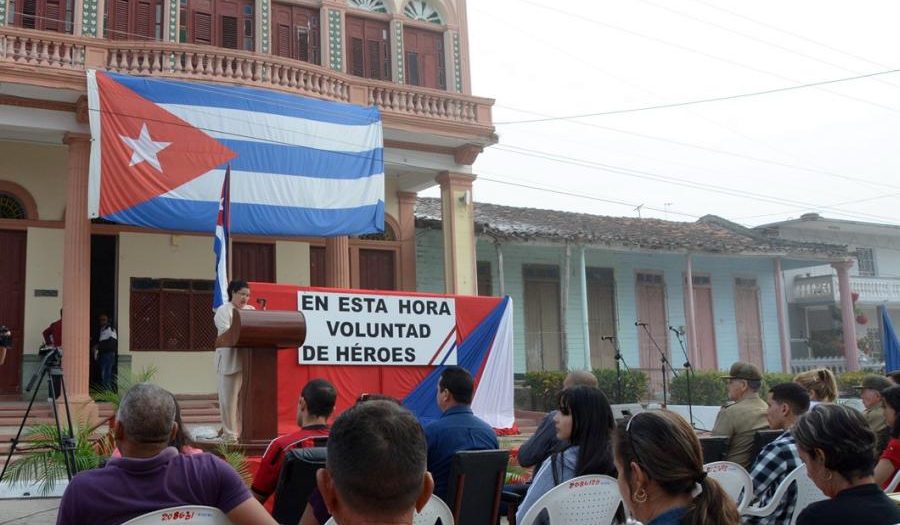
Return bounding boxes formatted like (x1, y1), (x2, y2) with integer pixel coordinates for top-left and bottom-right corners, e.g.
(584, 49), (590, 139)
(111, 395), (201, 457)
(252, 378), (336, 504)
(793, 368), (837, 405)
(614, 410), (740, 525)
(857, 374), (892, 456)
(793, 404), (900, 525)
(516, 386), (617, 524)
(317, 400), (433, 525)
(56, 383), (276, 525)
(746, 382), (810, 525)
(517, 370), (599, 470)
(711, 361), (768, 469)
(425, 366), (499, 501)
(299, 393), (403, 525)
(874, 385), (900, 488)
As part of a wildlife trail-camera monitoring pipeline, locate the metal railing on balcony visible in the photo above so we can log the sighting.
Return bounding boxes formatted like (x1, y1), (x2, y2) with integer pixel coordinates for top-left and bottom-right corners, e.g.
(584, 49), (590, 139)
(792, 274), (900, 304)
(0, 27), (494, 130)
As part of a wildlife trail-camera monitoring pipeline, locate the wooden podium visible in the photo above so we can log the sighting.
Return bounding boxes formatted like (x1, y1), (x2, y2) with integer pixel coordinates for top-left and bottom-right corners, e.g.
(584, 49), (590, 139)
(215, 309), (306, 453)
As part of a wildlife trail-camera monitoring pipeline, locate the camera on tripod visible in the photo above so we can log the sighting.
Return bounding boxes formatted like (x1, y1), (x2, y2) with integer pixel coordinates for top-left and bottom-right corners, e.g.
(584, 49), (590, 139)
(28, 345), (63, 393)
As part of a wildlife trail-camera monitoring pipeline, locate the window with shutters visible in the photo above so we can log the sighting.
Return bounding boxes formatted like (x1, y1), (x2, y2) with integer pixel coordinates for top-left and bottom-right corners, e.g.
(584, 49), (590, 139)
(271, 3), (320, 64)
(477, 261), (493, 297)
(856, 247), (876, 277)
(181, 0), (253, 50)
(106, 0), (163, 40)
(130, 278), (217, 351)
(10, 0), (73, 33)
(346, 15), (390, 81)
(403, 26), (446, 90)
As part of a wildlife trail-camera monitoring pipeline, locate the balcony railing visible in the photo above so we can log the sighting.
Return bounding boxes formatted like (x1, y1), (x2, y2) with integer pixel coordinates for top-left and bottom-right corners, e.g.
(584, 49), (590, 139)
(792, 274), (900, 304)
(0, 27), (494, 130)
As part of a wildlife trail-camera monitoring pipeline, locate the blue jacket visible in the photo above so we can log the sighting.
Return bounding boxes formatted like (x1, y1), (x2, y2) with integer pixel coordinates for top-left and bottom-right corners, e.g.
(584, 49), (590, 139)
(424, 405), (499, 501)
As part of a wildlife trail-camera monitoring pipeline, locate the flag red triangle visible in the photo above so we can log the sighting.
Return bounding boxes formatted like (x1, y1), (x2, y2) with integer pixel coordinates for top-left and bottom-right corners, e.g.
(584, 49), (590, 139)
(96, 71), (236, 216)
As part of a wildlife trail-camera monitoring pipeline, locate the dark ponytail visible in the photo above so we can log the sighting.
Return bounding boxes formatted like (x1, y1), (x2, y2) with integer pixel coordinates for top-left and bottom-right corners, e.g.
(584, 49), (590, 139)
(614, 411), (740, 525)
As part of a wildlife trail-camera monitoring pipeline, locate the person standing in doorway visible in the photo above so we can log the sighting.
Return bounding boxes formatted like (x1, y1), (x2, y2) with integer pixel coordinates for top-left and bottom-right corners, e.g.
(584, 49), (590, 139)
(214, 280), (254, 442)
(92, 314), (118, 391)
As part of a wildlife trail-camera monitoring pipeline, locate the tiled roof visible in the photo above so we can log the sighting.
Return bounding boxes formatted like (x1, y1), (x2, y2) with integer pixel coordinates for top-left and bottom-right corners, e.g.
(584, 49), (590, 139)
(414, 198), (847, 259)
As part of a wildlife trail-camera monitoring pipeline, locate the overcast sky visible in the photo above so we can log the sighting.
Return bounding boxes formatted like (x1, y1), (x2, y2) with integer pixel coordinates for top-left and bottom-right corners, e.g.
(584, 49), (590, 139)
(421, 0), (900, 227)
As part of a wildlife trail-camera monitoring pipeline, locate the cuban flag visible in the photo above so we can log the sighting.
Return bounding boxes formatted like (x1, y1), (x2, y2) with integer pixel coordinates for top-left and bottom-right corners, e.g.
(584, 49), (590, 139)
(85, 71), (384, 236)
(213, 167), (230, 311)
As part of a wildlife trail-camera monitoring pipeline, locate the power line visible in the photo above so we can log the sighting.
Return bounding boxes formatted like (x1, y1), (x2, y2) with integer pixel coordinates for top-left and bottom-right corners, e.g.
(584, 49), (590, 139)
(496, 67), (900, 124)
(490, 143), (900, 224)
(517, 0), (900, 117)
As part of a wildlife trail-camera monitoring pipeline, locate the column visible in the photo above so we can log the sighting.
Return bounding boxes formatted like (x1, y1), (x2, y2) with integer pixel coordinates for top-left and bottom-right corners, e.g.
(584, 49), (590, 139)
(684, 255), (698, 366)
(397, 192), (418, 291)
(325, 236), (350, 288)
(579, 246), (591, 370)
(773, 258), (792, 373)
(435, 172), (476, 295)
(832, 260), (860, 371)
(62, 133), (97, 423)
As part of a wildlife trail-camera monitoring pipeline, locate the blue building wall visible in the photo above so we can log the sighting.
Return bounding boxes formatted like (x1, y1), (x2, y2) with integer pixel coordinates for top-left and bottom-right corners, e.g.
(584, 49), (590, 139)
(415, 229), (783, 374)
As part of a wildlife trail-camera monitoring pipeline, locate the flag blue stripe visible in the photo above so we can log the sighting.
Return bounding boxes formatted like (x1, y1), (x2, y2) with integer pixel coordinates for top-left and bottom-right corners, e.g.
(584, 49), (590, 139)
(107, 72), (380, 126)
(108, 197), (384, 236)
(217, 139), (383, 179)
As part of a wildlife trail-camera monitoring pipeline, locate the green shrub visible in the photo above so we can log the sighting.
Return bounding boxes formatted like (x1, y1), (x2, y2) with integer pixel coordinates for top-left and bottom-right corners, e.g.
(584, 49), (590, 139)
(837, 370), (868, 396)
(760, 372), (795, 398)
(593, 369), (649, 403)
(522, 370), (566, 411)
(670, 369), (727, 406)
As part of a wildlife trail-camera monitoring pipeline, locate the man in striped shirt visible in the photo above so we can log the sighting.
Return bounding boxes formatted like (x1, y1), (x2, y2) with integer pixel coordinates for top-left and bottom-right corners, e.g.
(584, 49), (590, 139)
(746, 382), (810, 525)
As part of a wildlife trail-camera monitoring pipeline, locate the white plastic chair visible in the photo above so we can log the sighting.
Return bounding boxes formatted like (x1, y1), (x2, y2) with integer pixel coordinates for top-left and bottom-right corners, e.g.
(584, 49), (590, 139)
(703, 461), (753, 512)
(324, 494), (455, 525)
(518, 474), (622, 525)
(742, 464), (827, 525)
(120, 505), (230, 525)
(884, 469), (900, 492)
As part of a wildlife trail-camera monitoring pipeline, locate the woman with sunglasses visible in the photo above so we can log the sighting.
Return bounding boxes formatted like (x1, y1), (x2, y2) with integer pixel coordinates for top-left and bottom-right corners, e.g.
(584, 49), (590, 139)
(515, 385), (616, 524)
(614, 411), (739, 525)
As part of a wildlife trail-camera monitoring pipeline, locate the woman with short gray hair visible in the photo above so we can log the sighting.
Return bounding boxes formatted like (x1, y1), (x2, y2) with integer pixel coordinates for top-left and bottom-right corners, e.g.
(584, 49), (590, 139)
(792, 404), (900, 525)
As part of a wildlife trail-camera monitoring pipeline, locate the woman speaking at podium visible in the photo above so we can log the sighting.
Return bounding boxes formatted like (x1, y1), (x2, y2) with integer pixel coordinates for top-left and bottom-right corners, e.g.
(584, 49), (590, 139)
(214, 280), (255, 442)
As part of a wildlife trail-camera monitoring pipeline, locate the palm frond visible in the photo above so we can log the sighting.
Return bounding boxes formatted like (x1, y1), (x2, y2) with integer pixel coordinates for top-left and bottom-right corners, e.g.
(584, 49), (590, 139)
(215, 443), (251, 486)
(90, 366), (159, 407)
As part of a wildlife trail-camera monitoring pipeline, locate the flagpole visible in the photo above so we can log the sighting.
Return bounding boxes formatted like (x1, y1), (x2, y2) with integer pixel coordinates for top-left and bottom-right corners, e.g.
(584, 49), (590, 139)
(225, 166), (232, 283)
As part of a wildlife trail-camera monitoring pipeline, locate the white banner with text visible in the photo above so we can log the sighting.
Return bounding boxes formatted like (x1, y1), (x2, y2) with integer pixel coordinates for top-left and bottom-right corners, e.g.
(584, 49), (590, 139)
(297, 291), (458, 366)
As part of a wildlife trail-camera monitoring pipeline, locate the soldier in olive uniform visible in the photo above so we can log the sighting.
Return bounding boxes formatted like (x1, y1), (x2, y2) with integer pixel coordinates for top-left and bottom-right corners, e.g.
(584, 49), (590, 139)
(711, 361), (769, 470)
(858, 374), (892, 456)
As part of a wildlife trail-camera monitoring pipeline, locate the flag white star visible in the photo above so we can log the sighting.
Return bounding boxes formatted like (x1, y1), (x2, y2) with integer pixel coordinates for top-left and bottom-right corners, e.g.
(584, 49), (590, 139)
(119, 123), (171, 172)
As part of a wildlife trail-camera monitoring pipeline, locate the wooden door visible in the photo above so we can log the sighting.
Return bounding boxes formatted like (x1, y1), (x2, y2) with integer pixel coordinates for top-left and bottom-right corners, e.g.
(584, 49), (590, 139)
(524, 266), (562, 371)
(403, 26), (445, 89)
(309, 246), (326, 287)
(358, 249), (396, 290)
(107, 0), (162, 40)
(346, 16), (390, 81)
(636, 273), (668, 391)
(587, 268), (617, 370)
(735, 279), (764, 369)
(14, 0), (70, 32)
(272, 2), (320, 64)
(232, 242), (275, 284)
(691, 280), (718, 370)
(0, 231), (26, 394)
(183, 0), (252, 49)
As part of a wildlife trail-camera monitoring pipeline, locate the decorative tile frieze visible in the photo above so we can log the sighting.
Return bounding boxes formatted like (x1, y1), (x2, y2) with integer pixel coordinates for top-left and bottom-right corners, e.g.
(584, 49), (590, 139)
(393, 19), (404, 84)
(452, 31), (461, 92)
(328, 9), (343, 71)
(260, 0), (270, 53)
(80, 0), (100, 36)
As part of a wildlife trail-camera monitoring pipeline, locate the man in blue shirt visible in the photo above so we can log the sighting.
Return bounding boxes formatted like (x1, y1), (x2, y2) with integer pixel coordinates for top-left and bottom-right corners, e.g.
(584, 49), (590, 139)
(425, 366), (499, 501)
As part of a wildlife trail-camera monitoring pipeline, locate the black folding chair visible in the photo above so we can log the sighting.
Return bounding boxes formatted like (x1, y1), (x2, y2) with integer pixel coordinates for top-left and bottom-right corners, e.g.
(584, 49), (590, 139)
(272, 446), (327, 525)
(699, 435), (729, 464)
(446, 449), (509, 525)
(752, 429), (783, 460)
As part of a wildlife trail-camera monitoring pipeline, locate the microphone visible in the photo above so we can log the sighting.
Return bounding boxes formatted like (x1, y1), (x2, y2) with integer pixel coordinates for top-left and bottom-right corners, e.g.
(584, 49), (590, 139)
(600, 335), (615, 341)
(668, 325), (684, 335)
(256, 298), (268, 311)
(634, 322), (648, 327)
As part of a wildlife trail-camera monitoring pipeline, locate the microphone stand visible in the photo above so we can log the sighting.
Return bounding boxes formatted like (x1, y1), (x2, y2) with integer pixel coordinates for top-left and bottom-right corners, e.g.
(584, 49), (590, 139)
(637, 322), (678, 408)
(602, 336), (628, 404)
(671, 326), (695, 428)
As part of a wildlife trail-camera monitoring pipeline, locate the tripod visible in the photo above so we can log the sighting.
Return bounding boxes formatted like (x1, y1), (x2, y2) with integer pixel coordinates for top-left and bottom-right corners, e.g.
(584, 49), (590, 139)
(670, 326), (696, 428)
(602, 336), (629, 404)
(636, 322), (678, 407)
(0, 346), (77, 484)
